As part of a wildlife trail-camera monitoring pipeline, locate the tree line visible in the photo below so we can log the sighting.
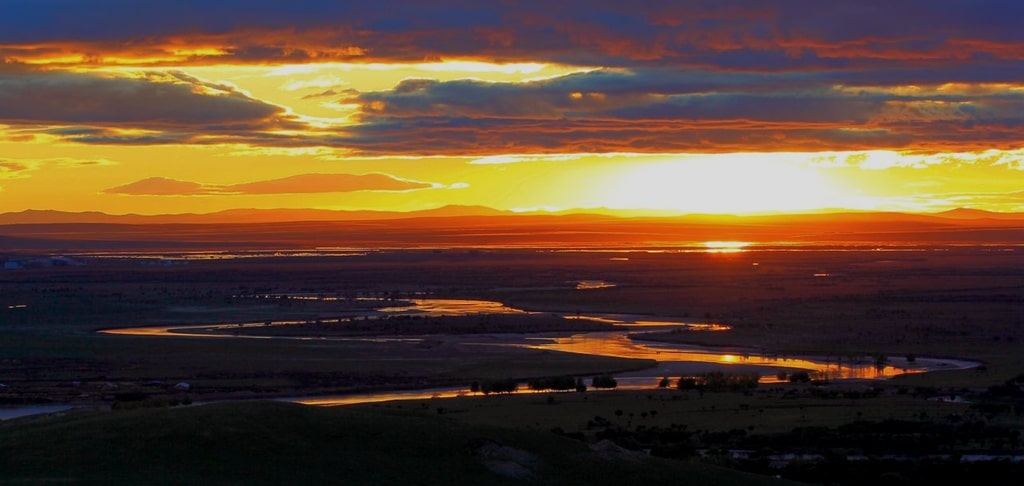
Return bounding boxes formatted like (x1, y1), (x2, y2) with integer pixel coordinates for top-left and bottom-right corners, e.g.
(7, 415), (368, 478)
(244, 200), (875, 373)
(470, 375), (620, 395)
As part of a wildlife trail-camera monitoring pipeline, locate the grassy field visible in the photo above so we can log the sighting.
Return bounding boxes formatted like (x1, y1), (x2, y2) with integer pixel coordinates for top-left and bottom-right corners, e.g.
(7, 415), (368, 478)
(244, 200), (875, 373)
(356, 386), (975, 435)
(1, 248), (1020, 401)
(0, 247), (1021, 483)
(347, 384), (1024, 484)
(0, 329), (652, 404)
(0, 400), (799, 485)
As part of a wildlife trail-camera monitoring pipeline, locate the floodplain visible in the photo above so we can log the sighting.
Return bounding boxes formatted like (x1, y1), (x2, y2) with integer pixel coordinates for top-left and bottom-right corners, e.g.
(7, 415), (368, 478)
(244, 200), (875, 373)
(1, 242), (1022, 484)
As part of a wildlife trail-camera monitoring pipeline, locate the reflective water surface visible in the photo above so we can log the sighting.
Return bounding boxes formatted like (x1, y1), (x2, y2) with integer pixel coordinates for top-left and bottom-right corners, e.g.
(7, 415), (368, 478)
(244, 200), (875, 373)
(93, 297), (983, 411)
(378, 299), (530, 316)
(0, 405), (75, 421)
(523, 331), (975, 381)
(101, 298), (978, 386)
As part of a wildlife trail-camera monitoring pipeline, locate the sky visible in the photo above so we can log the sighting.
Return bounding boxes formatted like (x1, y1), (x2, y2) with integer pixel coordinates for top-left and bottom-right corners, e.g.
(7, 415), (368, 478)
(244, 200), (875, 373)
(1, 0), (1022, 216)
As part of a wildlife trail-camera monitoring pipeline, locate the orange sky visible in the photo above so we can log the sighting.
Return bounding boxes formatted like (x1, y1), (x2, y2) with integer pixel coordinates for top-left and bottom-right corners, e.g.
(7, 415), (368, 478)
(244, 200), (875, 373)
(1, 1), (1022, 215)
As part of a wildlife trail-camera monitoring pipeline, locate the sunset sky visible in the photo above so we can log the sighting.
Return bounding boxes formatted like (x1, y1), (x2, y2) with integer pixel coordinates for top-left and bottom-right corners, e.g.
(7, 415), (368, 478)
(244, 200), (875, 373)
(1, 0), (1022, 216)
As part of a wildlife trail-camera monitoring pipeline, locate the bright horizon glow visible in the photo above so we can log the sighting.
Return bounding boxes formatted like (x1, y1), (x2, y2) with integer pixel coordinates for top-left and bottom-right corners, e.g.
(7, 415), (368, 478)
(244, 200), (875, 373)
(1, 3), (1023, 218)
(602, 155), (844, 213)
(703, 241), (751, 249)
(2, 141), (1022, 215)
(702, 241), (751, 254)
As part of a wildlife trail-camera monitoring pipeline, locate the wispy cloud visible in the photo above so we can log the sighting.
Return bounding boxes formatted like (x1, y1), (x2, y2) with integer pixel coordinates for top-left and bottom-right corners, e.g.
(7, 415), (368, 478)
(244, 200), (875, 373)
(104, 173), (437, 196)
(807, 149), (1024, 170)
(0, 157), (116, 179)
(0, 161), (33, 179)
(857, 190), (1024, 213)
(104, 177), (207, 196)
(225, 173), (434, 194)
(469, 154), (588, 165)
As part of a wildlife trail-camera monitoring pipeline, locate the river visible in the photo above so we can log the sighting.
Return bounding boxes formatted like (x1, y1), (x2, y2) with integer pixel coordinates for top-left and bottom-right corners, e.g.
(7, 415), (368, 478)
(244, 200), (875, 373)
(101, 298), (976, 380)
(94, 298), (979, 409)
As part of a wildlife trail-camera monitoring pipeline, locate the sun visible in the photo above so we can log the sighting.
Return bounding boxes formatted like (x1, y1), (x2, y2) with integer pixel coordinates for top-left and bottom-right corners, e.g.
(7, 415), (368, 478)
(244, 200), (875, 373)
(703, 241), (750, 253)
(602, 153), (844, 214)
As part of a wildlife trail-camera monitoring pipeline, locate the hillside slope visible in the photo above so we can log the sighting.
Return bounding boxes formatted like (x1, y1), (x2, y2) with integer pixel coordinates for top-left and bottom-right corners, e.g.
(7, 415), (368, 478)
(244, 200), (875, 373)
(0, 401), (797, 485)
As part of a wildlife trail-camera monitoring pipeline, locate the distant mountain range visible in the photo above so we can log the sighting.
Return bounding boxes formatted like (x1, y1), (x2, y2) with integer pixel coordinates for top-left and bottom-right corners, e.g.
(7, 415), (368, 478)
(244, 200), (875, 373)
(0, 206), (1020, 225)
(0, 207), (1021, 252)
(0, 205), (509, 225)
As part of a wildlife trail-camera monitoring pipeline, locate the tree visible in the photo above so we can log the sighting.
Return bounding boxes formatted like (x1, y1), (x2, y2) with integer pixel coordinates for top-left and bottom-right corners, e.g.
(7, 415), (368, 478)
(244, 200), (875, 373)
(479, 378), (518, 394)
(789, 371), (811, 383)
(873, 353), (888, 370)
(591, 375), (618, 389)
(527, 376), (577, 391)
(677, 377), (698, 390)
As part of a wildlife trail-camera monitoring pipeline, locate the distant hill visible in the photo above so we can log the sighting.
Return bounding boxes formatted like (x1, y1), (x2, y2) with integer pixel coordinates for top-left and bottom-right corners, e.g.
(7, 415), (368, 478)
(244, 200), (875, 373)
(0, 205), (508, 225)
(932, 207), (1024, 220)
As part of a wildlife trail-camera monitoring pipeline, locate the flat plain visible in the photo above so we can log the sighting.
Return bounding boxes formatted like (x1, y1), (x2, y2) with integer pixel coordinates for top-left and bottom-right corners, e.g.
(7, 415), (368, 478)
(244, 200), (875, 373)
(1, 243), (1022, 484)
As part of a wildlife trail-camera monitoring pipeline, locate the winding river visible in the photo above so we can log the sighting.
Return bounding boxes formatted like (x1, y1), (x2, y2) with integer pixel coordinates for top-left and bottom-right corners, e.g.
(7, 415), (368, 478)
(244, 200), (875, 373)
(92, 298), (980, 408)
(1, 298), (978, 419)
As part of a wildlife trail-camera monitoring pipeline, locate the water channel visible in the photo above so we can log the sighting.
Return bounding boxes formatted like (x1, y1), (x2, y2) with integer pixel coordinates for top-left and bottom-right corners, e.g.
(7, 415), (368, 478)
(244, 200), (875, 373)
(4, 298), (979, 419)
(95, 298), (979, 408)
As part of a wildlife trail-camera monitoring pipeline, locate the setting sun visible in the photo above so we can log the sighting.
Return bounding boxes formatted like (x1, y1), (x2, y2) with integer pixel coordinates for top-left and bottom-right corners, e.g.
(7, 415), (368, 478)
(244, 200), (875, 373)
(602, 154), (841, 213)
(703, 241), (751, 253)
(1, 1), (1022, 218)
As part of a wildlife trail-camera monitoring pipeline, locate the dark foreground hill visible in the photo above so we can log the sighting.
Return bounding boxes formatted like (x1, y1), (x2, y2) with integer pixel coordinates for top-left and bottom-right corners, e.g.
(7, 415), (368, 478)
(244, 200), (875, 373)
(0, 401), (797, 485)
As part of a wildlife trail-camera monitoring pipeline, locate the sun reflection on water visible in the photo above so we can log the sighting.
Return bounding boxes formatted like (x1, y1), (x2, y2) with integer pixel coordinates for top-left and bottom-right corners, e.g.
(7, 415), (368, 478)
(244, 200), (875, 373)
(702, 241), (751, 253)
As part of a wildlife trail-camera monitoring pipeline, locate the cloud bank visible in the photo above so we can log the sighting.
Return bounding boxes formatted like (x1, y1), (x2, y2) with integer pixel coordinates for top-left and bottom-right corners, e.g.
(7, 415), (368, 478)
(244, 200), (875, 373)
(3, 1), (1023, 69)
(1, 1), (1022, 156)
